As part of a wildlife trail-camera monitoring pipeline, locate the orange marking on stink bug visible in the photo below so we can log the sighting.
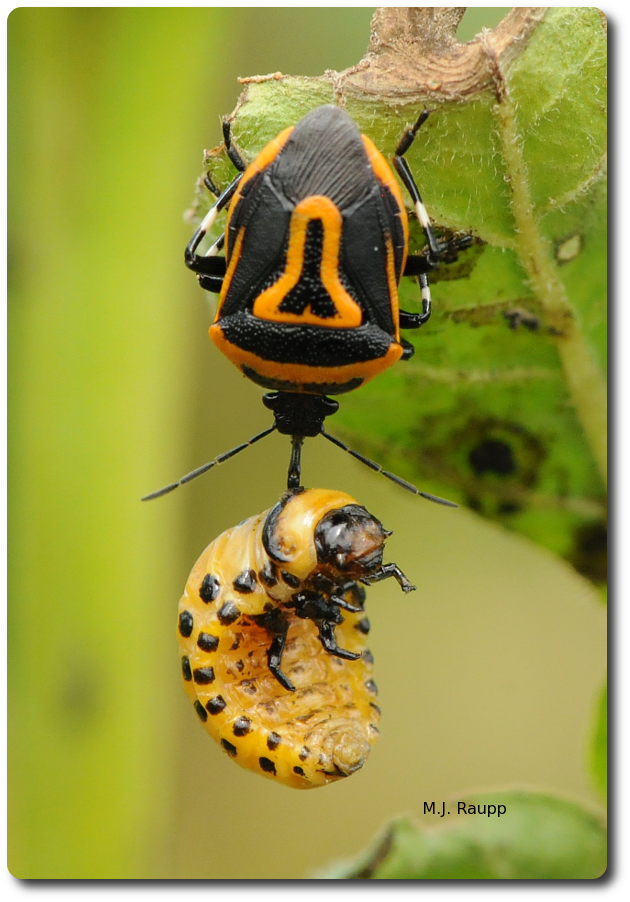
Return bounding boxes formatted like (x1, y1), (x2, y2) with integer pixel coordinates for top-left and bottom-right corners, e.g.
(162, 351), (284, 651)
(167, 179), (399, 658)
(209, 324), (403, 393)
(361, 134), (409, 276)
(384, 236), (400, 342)
(214, 227), (246, 321)
(252, 195), (363, 328)
(224, 125), (295, 237)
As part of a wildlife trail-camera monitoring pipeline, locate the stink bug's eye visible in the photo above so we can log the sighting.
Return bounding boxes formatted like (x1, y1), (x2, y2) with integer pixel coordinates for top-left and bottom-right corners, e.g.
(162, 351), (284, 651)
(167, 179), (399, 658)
(176, 488), (415, 789)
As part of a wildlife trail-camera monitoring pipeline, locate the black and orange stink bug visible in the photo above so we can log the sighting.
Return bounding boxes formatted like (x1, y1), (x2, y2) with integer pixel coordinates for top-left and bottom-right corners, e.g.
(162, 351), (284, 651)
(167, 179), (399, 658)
(144, 105), (469, 503)
(177, 487), (414, 788)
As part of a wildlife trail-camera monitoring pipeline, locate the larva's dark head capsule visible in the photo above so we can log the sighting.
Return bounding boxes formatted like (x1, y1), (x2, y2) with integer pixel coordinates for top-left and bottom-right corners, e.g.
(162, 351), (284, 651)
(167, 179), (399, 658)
(314, 504), (387, 579)
(262, 488), (394, 586)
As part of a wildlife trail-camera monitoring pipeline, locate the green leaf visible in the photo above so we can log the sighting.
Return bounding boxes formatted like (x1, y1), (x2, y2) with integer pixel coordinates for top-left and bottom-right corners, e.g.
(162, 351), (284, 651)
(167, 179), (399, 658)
(201, 8), (607, 585)
(316, 791), (607, 879)
(590, 682), (607, 799)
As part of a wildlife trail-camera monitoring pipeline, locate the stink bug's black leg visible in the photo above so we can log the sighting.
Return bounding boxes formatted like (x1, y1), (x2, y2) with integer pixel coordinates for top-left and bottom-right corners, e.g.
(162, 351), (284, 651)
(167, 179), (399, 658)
(400, 235), (474, 330)
(320, 429), (458, 508)
(207, 232), (225, 256)
(394, 110), (474, 334)
(141, 425), (276, 500)
(393, 109), (441, 261)
(184, 173), (242, 275)
(185, 120), (248, 283)
(399, 272), (431, 330)
(196, 234), (226, 292)
(222, 118), (248, 173)
(361, 562), (416, 593)
(203, 173), (221, 198)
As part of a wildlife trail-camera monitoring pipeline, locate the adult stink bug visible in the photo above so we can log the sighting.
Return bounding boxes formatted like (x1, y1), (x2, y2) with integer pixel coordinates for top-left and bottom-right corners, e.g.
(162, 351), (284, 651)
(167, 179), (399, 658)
(144, 105), (469, 503)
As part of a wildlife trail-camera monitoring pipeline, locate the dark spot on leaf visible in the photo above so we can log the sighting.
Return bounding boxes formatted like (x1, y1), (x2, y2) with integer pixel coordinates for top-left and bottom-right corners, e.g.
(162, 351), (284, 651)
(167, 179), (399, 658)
(470, 439), (516, 476)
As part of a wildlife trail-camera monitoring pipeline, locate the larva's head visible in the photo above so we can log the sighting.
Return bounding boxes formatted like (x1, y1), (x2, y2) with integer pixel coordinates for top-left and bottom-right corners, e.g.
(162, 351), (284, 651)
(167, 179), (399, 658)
(262, 488), (388, 583)
(313, 503), (387, 579)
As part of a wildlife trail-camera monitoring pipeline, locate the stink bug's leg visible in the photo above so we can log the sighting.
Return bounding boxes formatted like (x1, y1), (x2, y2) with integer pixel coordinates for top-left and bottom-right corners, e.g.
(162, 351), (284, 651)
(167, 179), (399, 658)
(362, 563), (416, 594)
(393, 109), (441, 260)
(205, 232), (225, 258)
(222, 118), (247, 173)
(203, 173), (221, 198)
(401, 234), (474, 322)
(141, 425), (276, 501)
(196, 234), (227, 292)
(287, 435), (304, 490)
(185, 172), (243, 272)
(320, 429), (458, 508)
(317, 621), (361, 660)
(399, 273), (431, 330)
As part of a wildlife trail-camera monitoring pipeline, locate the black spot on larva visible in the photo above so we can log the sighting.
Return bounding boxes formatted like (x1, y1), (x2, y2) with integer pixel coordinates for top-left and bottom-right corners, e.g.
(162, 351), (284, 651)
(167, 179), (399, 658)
(233, 715), (252, 737)
(217, 600), (240, 625)
(267, 732), (282, 750)
(231, 634), (241, 651)
(365, 679), (378, 695)
(206, 695), (226, 715)
(258, 564), (278, 588)
(199, 573), (220, 603)
(194, 700), (208, 722)
(240, 679), (257, 695)
(369, 724), (380, 735)
(370, 702), (381, 716)
(181, 656), (192, 682)
(293, 766), (305, 776)
(197, 632), (219, 653)
(362, 650), (374, 665)
(259, 757), (277, 775)
(193, 666), (215, 685)
(178, 610), (193, 638)
(233, 569), (257, 594)
(281, 570), (301, 589)
(221, 738), (237, 757)
(469, 439), (516, 477)
(299, 746), (310, 761)
(355, 617), (370, 635)
(234, 660), (244, 673)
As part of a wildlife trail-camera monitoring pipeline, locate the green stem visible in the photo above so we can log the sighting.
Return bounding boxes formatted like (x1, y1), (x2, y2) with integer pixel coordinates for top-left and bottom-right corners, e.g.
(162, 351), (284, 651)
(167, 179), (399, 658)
(485, 36), (607, 487)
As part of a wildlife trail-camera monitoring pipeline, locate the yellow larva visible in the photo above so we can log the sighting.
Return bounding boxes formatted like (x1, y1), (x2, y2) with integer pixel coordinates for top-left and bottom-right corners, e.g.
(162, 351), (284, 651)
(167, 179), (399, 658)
(177, 488), (415, 788)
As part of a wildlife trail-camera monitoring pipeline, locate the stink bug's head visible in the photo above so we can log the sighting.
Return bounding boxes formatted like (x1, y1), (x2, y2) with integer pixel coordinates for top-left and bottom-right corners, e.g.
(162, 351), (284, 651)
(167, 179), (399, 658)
(314, 504), (389, 579)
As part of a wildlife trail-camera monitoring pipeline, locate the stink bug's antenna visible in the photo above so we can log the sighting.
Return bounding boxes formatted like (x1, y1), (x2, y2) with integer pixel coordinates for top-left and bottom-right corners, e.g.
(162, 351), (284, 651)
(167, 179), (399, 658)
(141, 426), (276, 501)
(143, 391), (457, 507)
(320, 429), (458, 508)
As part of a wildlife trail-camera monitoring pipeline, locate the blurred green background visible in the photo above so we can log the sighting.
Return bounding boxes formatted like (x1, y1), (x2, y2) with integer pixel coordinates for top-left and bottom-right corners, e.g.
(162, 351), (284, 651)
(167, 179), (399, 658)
(8, 8), (605, 879)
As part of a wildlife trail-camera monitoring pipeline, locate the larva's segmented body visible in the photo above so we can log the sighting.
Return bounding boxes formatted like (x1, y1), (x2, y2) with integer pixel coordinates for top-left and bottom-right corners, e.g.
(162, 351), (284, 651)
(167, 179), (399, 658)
(177, 488), (414, 788)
